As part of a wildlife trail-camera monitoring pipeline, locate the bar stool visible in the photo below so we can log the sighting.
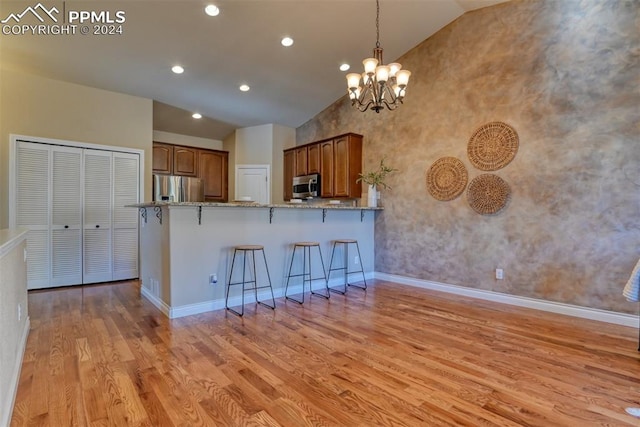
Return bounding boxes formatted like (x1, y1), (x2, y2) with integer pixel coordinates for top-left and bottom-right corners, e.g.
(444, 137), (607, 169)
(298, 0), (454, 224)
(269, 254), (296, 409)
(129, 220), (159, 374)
(327, 239), (367, 294)
(284, 242), (330, 303)
(225, 245), (276, 316)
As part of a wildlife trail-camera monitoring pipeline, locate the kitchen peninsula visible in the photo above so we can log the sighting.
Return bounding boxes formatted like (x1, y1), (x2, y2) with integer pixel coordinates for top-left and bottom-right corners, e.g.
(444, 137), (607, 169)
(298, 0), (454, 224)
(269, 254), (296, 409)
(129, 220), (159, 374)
(133, 201), (380, 318)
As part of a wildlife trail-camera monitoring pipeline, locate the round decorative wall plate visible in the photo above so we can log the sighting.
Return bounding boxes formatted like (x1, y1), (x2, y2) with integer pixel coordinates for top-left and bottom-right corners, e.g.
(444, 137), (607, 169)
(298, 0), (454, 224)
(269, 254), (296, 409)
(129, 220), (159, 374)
(426, 157), (468, 201)
(468, 121), (519, 171)
(467, 174), (511, 215)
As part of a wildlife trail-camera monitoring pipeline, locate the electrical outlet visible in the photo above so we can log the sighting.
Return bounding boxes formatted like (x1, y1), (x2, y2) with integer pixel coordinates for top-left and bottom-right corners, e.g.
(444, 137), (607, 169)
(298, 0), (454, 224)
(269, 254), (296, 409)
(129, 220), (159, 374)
(210, 274), (218, 284)
(496, 268), (504, 280)
(354, 256), (360, 265)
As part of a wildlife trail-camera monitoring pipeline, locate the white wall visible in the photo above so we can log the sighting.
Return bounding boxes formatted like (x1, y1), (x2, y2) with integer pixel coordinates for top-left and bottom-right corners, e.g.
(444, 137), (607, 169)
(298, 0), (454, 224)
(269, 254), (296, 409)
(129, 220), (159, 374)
(0, 229), (29, 427)
(0, 69), (153, 228)
(152, 130), (223, 151)
(224, 124), (295, 203)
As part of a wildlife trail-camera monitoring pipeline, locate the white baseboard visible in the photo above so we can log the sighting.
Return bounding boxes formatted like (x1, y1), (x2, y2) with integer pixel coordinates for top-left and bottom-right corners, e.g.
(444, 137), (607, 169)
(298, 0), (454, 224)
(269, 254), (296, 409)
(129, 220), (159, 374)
(375, 272), (638, 327)
(140, 286), (171, 317)
(2, 316), (30, 427)
(167, 272), (374, 319)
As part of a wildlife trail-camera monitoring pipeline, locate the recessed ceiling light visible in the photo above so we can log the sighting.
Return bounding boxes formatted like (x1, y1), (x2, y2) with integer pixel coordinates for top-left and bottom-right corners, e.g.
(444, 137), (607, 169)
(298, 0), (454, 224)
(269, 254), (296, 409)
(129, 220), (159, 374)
(340, 63), (350, 71)
(192, 113), (202, 119)
(205, 4), (220, 16)
(239, 84), (250, 92)
(171, 65), (184, 74)
(281, 37), (294, 47)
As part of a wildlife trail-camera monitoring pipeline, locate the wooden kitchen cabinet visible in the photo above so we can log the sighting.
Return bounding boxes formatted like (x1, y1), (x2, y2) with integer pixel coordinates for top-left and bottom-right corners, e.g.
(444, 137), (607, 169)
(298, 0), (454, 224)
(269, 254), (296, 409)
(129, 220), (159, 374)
(283, 133), (362, 199)
(152, 142), (173, 174)
(283, 149), (295, 201)
(307, 143), (320, 174)
(198, 149), (228, 202)
(153, 142), (229, 201)
(294, 146), (308, 177)
(333, 134), (362, 198)
(173, 146), (198, 177)
(320, 140), (334, 198)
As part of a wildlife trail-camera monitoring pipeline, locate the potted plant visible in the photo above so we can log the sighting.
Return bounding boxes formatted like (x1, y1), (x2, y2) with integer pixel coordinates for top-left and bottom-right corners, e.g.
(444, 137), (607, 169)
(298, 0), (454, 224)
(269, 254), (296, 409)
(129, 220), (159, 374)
(356, 158), (397, 207)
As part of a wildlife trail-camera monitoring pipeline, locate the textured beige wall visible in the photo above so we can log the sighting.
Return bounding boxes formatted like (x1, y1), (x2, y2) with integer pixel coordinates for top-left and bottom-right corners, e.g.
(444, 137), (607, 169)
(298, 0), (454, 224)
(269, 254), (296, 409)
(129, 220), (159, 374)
(297, 0), (640, 313)
(0, 70), (153, 228)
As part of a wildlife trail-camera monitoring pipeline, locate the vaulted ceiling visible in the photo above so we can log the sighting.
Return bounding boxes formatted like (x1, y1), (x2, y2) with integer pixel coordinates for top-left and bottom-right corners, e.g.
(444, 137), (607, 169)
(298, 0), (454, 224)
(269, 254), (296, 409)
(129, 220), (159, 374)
(1, 0), (507, 140)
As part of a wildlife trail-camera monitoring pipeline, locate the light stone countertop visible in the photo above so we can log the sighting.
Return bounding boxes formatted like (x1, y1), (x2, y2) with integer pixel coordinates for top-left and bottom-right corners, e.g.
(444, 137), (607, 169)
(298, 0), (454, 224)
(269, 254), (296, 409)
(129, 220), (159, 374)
(128, 201), (383, 210)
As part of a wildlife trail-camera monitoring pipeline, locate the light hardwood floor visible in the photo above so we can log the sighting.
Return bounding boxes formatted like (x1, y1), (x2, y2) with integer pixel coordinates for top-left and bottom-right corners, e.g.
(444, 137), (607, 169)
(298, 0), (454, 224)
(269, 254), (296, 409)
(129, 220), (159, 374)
(10, 279), (640, 426)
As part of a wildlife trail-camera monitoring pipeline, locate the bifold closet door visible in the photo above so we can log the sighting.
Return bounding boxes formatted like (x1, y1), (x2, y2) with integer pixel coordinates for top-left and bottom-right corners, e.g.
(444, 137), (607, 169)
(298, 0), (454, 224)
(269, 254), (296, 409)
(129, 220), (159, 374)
(83, 150), (113, 284)
(51, 146), (83, 286)
(15, 141), (51, 289)
(112, 152), (139, 280)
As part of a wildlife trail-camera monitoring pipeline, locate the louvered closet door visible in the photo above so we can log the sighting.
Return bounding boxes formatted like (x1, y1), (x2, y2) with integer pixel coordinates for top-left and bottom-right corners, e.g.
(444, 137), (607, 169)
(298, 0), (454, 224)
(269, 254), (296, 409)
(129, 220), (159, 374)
(83, 150), (113, 284)
(112, 152), (139, 280)
(51, 146), (83, 286)
(15, 141), (51, 289)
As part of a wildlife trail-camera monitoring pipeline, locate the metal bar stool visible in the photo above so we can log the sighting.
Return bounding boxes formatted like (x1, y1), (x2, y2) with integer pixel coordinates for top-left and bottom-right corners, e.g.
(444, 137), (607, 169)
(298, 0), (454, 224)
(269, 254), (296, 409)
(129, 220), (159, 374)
(225, 245), (276, 316)
(327, 239), (367, 294)
(284, 241), (330, 303)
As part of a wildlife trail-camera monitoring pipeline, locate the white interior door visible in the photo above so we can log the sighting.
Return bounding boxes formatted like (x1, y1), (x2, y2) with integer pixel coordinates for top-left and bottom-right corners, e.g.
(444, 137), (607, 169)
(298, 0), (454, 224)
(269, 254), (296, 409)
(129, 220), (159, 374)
(112, 152), (139, 281)
(50, 146), (83, 287)
(235, 165), (269, 204)
(15, 141), (51, 289)
(83, 150), (113, 284)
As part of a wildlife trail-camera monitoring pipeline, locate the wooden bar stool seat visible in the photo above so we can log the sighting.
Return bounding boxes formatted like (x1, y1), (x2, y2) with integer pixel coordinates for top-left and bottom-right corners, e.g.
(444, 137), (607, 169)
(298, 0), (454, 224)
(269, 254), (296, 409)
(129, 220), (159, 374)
(327, 238), (367, 294)
(225, 244), (276, 316)
(284, 241), (330, 304)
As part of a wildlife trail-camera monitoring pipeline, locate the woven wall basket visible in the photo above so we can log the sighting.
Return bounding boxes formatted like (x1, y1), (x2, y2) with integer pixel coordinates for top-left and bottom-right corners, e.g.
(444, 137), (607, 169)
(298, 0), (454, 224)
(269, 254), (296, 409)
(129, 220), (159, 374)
(426, 157), (468, 201)
(468, 121), (519, 171)
(467, 174), (511, 215)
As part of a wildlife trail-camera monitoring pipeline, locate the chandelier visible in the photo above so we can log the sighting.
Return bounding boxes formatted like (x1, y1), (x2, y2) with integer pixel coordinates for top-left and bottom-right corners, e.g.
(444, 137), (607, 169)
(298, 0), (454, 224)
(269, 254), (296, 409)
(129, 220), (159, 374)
(346, 0), (411, 113)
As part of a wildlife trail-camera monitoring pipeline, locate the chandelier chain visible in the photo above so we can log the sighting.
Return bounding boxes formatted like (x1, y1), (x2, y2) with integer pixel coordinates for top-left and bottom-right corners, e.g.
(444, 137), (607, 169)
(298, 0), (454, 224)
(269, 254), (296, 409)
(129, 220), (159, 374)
(375, 0), (380, 48)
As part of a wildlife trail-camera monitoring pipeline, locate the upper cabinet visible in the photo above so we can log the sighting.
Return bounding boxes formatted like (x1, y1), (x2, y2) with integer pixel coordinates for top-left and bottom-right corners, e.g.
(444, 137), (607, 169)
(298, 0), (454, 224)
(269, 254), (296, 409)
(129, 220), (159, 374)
(307, 143), (320, 174)
(294, 146), (308, 176)
(283, 133), (362, 200)
(320, 140), (334, 198)
(152, 142), (229, 202)
(198, 150), (228, 202)
(152, 142), (173, 174)
(333, 134), (362, 198)
(173, 146), (198, 177)
(283, 150), (295, 201)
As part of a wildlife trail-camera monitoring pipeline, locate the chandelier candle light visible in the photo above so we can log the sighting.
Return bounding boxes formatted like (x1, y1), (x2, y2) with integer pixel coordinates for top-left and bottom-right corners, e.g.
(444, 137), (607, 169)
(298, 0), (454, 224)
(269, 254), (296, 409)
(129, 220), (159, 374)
(346, 0), (411, 113)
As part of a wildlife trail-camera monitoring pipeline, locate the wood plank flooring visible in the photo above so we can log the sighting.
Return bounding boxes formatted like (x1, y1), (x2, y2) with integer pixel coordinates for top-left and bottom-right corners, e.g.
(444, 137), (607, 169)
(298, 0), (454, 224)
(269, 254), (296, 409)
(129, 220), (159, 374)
(10, 279), (640, 426)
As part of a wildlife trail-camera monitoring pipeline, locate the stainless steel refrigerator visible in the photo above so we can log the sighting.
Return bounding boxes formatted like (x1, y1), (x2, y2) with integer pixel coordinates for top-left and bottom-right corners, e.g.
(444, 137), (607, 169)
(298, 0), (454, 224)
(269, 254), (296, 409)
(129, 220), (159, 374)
(153, 175), (204, 202)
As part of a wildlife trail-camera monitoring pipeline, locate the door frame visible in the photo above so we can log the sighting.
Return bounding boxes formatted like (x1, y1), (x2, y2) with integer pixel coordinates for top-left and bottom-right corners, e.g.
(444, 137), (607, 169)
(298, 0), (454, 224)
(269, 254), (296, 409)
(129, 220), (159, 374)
(234, 164), (270, 204)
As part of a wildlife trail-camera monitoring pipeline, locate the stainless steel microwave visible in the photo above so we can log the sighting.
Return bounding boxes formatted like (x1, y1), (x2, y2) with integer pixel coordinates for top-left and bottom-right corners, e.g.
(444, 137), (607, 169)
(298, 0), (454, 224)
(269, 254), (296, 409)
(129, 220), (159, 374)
(293, 174), (320, 199)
